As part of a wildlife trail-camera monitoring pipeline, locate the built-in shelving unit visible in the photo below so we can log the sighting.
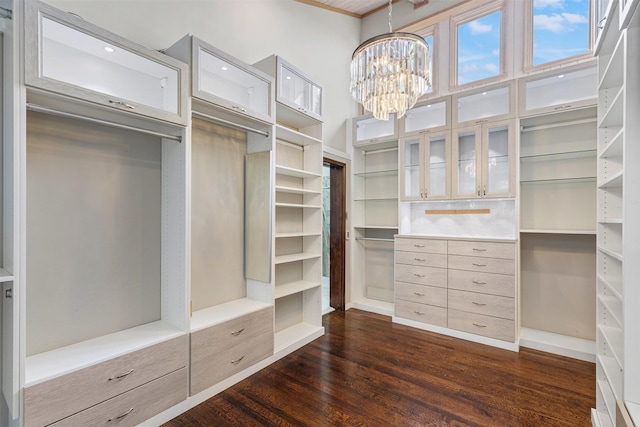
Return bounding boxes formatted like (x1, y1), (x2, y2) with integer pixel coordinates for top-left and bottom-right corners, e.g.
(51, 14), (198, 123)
(592, 2), (640, 425)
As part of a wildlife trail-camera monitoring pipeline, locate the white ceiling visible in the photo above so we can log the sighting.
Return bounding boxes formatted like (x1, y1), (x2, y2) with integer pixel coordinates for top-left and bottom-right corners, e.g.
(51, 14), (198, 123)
(296, 0), (427, 19)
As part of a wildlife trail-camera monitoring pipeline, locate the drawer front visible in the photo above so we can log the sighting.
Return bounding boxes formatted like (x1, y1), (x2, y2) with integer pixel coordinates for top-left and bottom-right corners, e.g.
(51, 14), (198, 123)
(191, 307), (273, 354)
(448, 309), (515, 342)
(50, 368), (188, 427)
(448, 240), (515, 259)
(24, 335), (188, 427)
(395, 264), (447, 288)
(190, 331), (274, 395)
(448, 289), (515, 320)
(448, 255), (515, 275)
(394, 299), (447, 327)
(447, 269), (515, 297)
(395, 282), (447, 307)
(396, 251), (447, 268)
(395, 238), (447, 254)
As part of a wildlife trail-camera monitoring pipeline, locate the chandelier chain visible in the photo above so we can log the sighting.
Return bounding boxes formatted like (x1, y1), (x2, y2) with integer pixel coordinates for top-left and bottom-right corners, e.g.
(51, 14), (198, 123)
(388, 0), (393, 33)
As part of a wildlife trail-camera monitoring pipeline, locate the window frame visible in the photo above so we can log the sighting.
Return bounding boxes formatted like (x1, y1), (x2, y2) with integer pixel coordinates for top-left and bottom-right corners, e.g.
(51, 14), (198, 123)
(411, 23), (439, 100)
(523, 0), (594, 72)
(450, 0), (507, 91)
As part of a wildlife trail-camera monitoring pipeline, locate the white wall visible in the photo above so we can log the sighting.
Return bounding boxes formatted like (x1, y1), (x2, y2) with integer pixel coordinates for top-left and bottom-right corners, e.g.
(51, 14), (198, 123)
(44, 0), (362, 153)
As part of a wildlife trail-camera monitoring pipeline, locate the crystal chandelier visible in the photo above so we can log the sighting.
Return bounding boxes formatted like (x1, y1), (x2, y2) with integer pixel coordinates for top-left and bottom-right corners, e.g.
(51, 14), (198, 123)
(350, 0), (431, 121)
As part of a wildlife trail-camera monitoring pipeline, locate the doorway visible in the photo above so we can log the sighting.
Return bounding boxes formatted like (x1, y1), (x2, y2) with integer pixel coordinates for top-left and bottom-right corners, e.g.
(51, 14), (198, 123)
(322, 158), (346, 312)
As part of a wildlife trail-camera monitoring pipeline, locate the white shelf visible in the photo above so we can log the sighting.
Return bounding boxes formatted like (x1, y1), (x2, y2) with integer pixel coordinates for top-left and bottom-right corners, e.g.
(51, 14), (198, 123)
(599, 353), (623, 400)
(274, 252), (321, 264)
(190, 298), (273, 333)
(275, 185), (321, 195)
(519, 229), (596, 235)
(274, 322), (324, 353)
(600, 325), (624, 368)
(275, 124), (322, 146)
(520, 149), (596, 162)
(520, 176), (596, 185)
(599, 294), (623, 327)
(355, 237), (395, 242)
(275, 202), (321, 209)
(597, 380), (616, 426)
(353, 225), (398, 230)
(598, 218), (623, 224)
(599, 86), (625, 128)
(599, 275), (623, 301)
(0, 268), (14, 282)
(275, 280), (321, 299)
(598, 32), (625, 91)
(598, 246), (623, 261)
(275, 231), (321, 238)
(519, 327), (596, 362)
(598, 170), (624, 188)
(599, 128), (624, 159)
(25, 321), (185, 387)
(275, 165), (321, 179)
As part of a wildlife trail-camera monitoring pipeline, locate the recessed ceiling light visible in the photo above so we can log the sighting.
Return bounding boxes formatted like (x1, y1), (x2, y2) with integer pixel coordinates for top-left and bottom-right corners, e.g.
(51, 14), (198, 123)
(558, 74), (565, 78)
(482, 92), (487, 95)
(221, 66), (228, 71)
(286, 76), (292, 80)
(103, 46), (115, 53)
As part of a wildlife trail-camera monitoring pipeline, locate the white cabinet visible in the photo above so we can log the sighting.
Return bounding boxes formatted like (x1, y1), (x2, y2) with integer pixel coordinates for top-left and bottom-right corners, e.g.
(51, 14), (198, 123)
(400, 132), (451, 201)
(353, 114), (397, 146)
(518, 63), (598, 117)
(254, 55), (324, 126)
(401, 98), (450, 135)
(452, 82), (515, 126)
(452, 119), (515, 199)
(165, 35), (275, 125)
(24, 0), (188, 126)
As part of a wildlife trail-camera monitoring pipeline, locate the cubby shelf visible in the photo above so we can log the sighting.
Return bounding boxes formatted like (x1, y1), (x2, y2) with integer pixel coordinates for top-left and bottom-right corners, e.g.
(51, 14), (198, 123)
(598, 33), (625, 91)
(598, 170), (624, 188)
(275, 202), (321, 209)
(275, 165), (321, 179)
(274, 252), (321, 265)
(599, 128), (624, 158)
(275, 231), (321, 238)
(275, 185), (321, 195)
(274, 322), (324, 354)
(275, 280), (321, 299)
(275, 123), (322, 146)
(0, 269), (14, 283)
(599, 87), (624, 128)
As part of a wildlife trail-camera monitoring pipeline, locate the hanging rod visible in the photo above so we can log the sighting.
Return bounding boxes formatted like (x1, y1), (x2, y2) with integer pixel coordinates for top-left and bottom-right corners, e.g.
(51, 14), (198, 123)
(26, 103), (183, 142)
(521, 117), (596, 133)
(192, 110), (270, 138)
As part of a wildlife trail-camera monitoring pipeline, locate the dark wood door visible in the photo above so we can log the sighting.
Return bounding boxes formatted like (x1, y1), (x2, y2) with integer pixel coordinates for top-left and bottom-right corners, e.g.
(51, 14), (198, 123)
(324, 158), (346, 311)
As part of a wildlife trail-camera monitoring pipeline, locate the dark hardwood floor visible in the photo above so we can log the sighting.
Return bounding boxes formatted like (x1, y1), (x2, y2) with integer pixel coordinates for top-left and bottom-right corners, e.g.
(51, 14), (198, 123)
(163, 309), (595, 427)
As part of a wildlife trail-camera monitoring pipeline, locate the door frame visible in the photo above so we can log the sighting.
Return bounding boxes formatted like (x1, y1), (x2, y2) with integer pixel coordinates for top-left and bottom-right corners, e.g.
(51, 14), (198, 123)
(323, 157), (346, 311)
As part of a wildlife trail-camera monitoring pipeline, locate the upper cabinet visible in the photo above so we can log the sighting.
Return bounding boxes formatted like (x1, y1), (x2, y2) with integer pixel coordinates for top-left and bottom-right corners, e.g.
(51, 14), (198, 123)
(353, 114), (397, 146)
(165, 35), (275, 125)
(620, 0), (639, 29)
(452, 118), (515, 199)
(595, 0), (618, 52)
(401, 97), (450, 136)
(453, 82), (515, 126)
(254, 55), (324, 127)
(24, 0), (188, 126)
(400, 132), (451, 201)
(518, 63), (597, 117)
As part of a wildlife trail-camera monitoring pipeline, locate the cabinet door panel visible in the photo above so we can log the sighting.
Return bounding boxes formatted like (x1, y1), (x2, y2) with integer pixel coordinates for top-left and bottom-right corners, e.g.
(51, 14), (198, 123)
(453, 128), (481, 198)
(484, 124), (512, 197)
(400, 138), (423, 200)
(427, 134), (450, 199)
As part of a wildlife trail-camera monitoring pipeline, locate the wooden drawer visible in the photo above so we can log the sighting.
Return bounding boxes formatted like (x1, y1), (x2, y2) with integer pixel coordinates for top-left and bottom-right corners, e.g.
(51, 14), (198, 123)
(394, 264), (447, 288)
(448, 240), (515, 259)
(24, 335), (188, 427)
(395, 238), (447, 254)
(448, 269), (515, 297)
(395, 282), (447, 307)
(191, 307), (273, 353)
(50, 368), (187, 426)
(394, 299), (447, 327)
(448, 289), (514, 320)
(448, 255), (515, 276)
(396, 251), (447, 268)
(448, 309), (515, 342)
(191, 330), (273, 395)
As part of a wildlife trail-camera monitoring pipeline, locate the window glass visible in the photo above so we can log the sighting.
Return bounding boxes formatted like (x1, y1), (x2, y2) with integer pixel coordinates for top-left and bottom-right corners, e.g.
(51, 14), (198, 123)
(425, 34), (434, 93)
(457, 10), (501, 85)
(532, 0), (590, 66)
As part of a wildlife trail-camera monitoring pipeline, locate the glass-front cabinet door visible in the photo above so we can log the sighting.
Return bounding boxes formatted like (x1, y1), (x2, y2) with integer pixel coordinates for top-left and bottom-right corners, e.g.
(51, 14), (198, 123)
(453, 127), (482, 199)
(277, 58), (323, 122)
(483, 120), (514, 197)
(24, 0), (188, 125)
(400, 132), (450, 201)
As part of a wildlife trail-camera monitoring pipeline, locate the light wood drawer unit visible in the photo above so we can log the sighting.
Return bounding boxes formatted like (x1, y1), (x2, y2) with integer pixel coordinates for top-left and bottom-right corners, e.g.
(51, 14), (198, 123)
(396, 251), (447, 269)
(448, 309), (515, 342)
(395, 264), (447, 288)
(448, 240), (515, 259)
(447, 269), (515, 297)
(448, 255), (515, 276)
(395, 238), (447, 254)
(395, 282), (447, 307)
(50, 368), (188, 427)
(190, 330), (273, 395)
(394, 299), (447, 327)
(190, 308), (274, 395)
(448, 289), (515, 320)
(24, 335), (188, 427)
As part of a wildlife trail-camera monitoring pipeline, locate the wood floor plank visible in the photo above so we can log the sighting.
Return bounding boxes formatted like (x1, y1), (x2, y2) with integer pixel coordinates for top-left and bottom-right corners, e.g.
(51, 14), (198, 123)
(163, 309), (595, 426)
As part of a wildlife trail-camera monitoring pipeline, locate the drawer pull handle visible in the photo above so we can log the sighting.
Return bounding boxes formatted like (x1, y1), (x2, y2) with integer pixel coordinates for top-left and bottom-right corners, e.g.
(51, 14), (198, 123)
(472, 302), (487, 306)
(414, 258), (426, 262)
(109, 407), (133, 421)
(472, 248), (486, 252)
(414, 274), (425, 278)
(231, 328), (245, 336)
(414, 292), (426, 297)
(231, 355), (246, 365)
(472, 263), (486, 267)
(108, 369), (134, 381)
(472, 323), (487, 328)
(108, 100), (135, 109)
(414, 244), (425, 248)
(472, 280), (487, 285)
(413, 311), (425, 316)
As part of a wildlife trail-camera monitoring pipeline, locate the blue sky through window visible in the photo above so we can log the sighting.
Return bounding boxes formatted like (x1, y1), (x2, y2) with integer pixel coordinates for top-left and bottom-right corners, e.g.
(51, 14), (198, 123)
(425, 34), (433, 93)
(457, 11), (501, 85)
(533, 0), (589, 66)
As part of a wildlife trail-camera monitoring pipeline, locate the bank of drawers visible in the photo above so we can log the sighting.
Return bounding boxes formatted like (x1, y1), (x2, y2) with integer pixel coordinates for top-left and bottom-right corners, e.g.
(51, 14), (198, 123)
(24, 335), (189, 427)
(190, 307), (274, 395)
(395, 237), (516, 342)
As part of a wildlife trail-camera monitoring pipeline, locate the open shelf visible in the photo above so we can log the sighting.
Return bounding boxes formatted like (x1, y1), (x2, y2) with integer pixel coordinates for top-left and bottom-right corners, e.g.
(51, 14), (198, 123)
(354, 169), (398, 178)
(599, 294), (623, 327)
(595, 381), (615, 427)
(190, 298), (273, 333)
(275, 280), (321, 299)
(598, 246), (623, 261)
(598, 275), (623, 301)
(598, 87), (624, 128)
(599, 325), (624, 369)
(598, 170), (623, 188)
(598, 33), (625, 91)
(520, 149), (596, 162)
(599, 353), (622, 400)
(274, 252), (321, 264)
(274, 322), (324, 354)
(0, 269), (14, 283)
(275, 165), (321, 179)
(520, 176), (596, 185)
(520, 229), (596, 235)
(275, 185), (321, 195)
(275, 231), (321, 238)
(275, 202), (321, 209)
(275, 123), (322, 146)
(599, 128), (624, 158)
